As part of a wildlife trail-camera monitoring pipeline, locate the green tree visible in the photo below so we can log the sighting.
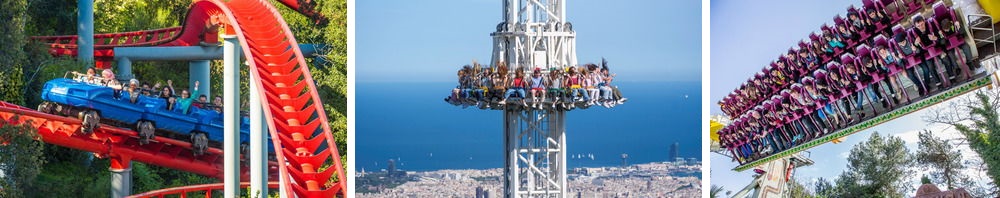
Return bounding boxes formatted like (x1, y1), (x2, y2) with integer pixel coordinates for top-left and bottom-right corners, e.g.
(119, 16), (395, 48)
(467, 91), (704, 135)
(925, 90), (1000, 195)
(915, 129), (971, 190)
(0, 0), (30, 106)
(830, 132), (913, 198)
(814, 177), (834, 197)
(0, 117), (46, 198)
(24, 0), (77, 36)
(787, 177), (814, 198)
(710, 184), (724, 198)
(921, 175), (932, 184)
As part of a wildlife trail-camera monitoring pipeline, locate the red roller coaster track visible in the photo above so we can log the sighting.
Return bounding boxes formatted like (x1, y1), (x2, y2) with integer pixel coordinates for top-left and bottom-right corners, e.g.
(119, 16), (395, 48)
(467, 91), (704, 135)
(0, 101), (279, 179)
(10, 0), (345, 197)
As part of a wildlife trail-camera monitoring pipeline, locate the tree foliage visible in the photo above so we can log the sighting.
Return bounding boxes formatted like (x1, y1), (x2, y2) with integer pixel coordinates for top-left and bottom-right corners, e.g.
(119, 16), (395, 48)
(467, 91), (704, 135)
(709, 184), (724, 198)
(0, 117), (46, 198)
(93, 0), (188, 33)
(787, 177), (814, 198)
(924, 90), (1000, 195)
(813, 177), (834, 198)
(915, 130), (972, 190)
(921, 175), (932, 184)
(24, 0), (77, 36)
(827, 132), (913, 198)
(0, 0), (30, 106)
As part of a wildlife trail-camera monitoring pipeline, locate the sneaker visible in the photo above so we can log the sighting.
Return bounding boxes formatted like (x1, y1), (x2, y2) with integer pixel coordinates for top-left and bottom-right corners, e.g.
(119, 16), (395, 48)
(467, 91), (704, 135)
(499, 100), (506, 105)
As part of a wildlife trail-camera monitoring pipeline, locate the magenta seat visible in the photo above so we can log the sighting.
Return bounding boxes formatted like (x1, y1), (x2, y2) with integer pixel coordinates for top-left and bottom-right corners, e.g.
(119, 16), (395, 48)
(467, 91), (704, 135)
(891, 24), (904, 36)
(873, 34), (890, 49)
(896, 0), (920, 17)
(862, 0), (878, 11)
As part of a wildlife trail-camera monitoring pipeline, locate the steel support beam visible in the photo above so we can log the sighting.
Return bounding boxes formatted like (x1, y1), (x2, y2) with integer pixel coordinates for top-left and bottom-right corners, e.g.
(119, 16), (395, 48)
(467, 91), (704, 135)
(504, 109), (565, 198)
(222, 34), (242, 198)
(189, 60), (211, 98)
(504, 110), (516, 198)
(116, 58), (132, 81)
(78, 0), (94, 67)
(249, 78), (268, 197)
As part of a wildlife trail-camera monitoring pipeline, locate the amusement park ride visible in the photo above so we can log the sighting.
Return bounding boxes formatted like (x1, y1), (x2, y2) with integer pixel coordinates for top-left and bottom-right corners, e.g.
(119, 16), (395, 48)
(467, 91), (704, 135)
(0, 0), (344, 197)
(445, 0), (624, 197)
(712, 0), (1000, 197)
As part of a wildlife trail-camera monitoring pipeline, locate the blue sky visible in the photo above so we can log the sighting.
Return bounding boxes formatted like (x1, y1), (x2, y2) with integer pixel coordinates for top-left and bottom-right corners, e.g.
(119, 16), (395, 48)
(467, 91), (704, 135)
(357, 0), (701, 83)
(710, 0), (990, 196)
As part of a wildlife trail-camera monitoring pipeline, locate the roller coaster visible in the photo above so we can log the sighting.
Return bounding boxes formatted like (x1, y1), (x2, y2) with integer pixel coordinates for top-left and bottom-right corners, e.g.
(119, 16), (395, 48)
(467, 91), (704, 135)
(0, 0), (345, 197)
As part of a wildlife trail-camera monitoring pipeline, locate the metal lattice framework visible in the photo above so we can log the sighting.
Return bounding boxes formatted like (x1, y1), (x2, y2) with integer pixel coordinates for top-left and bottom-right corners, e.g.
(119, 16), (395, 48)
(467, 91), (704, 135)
(504, 109), (566, 197)
(492, 0), (577, 71)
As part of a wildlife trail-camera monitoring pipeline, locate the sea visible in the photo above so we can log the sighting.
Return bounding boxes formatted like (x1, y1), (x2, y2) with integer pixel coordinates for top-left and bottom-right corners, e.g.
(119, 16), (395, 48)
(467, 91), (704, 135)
(356, 81), (701, 172)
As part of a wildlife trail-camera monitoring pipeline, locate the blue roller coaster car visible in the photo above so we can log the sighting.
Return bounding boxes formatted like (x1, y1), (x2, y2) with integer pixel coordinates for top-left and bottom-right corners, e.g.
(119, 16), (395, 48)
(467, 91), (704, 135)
(39, 78), (274, 156)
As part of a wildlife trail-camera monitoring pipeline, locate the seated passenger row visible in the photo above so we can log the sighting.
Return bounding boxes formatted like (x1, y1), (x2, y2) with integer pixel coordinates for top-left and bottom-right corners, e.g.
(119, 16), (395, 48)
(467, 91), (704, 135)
(718, 10), (977, 164)
(720, 1), (970, 120)
(445, 60), (627, 110)
(74, 68), (226, 114)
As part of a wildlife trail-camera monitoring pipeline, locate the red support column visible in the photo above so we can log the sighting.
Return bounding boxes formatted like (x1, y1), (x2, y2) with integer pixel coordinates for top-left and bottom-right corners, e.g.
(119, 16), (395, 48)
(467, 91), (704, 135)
(110, 156), (132, 198)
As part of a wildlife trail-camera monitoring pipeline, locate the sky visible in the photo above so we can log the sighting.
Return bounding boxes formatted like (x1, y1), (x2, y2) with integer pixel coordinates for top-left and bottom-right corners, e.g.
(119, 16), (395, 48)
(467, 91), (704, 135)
(710, 0), (991, 196)
(357, 0), (701, 83)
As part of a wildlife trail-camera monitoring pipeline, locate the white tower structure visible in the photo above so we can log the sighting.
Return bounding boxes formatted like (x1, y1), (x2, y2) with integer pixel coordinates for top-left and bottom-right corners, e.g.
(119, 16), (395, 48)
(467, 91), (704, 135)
(492, 0), (577, 71)
(494, 1), (575, 197)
